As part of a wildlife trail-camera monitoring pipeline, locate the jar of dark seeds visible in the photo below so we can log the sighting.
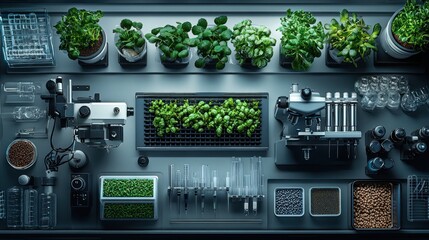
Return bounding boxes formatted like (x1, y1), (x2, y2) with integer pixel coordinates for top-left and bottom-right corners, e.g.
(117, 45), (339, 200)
(6, 139), (37, 170)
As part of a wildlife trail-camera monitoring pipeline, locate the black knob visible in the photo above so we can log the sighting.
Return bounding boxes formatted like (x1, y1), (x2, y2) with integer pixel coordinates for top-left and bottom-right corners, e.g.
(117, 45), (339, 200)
(412, 142), (427, 155)
(367, 140), (381, 154)
(127, 107), (134, 117)
(276, 96), (288, 108)
(369, 157), (384, 171)
(372, 126), (386, 139)
(390, 128), (406, 143)
(138, 156), (149, 167)
(71, 177), (85, 191)
(381, 139), (394, 153)
(301, 88), (312, 100)
(79, 106), (91, 118)
(419, 126), (429, 139)
(46, 80), (56, 94)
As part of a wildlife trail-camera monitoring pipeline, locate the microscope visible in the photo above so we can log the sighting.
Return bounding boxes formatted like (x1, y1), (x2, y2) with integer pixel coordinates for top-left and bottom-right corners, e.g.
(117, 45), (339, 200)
(41, 76), (134, 149)
(274, 83), (361, 165)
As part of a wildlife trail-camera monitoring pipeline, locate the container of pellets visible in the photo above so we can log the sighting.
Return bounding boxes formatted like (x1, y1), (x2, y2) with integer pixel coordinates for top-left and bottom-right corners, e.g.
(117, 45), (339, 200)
(309, 187), (341, 217)
(352, 181), (401, 230)
(274, 187), (304, 217)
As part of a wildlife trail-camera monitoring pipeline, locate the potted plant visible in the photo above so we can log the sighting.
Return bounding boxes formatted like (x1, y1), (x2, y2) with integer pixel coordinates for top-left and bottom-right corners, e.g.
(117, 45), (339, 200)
(190, 16), (233, 70)
(231, 19), (276, 69)
(144, 21), (193, 66)
(277, 9), (325, 71)
(381, 0), (429, 59)
(54, 8), (107, 64)
(113, 19), (146, 62)
(325, 9), (381, 67)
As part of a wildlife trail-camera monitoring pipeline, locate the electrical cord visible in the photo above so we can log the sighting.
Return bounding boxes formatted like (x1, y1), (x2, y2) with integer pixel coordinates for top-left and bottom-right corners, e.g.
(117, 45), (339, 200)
(44, 117), (76, 171)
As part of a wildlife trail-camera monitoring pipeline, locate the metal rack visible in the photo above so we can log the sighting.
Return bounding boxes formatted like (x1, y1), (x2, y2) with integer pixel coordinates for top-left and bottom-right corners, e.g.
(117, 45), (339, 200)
(0, 8), (55, 68)
(407, 175), (429, 222)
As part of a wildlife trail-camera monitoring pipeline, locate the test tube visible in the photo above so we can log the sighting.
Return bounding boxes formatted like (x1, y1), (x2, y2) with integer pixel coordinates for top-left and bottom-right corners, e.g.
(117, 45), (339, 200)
(175, 170), (182, 215)
(326, 92), (333, 131)
(257, 157), (263, 196)
(350, 92), (357, 131)
(342, 92), (349, 132)
(334, 92), (341, 132)
(238, 158), (244, 197)
(231, 158), (238, 196)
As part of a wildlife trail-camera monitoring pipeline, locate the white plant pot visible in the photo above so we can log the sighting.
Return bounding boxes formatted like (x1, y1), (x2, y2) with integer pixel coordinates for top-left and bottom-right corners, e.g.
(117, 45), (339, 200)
(380, 9), (420, 59)
(114, 30), (147, 62)
(78, 29), (108, 64)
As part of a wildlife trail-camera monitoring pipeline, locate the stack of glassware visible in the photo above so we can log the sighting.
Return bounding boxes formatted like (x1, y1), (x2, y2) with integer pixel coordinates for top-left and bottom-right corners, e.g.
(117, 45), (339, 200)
(400, 85), (429, 112)
(354, 75), (409, 111)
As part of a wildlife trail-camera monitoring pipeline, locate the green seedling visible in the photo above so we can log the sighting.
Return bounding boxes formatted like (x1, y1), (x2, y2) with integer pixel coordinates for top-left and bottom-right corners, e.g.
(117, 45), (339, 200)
(54, 7), (104, 60)
(104, 203), (154, 219)
(232, 19), (276, 69)
(325, 9), (381, 67)
(149, 98), (261, 138)
(113, 19), (145, 53)
(103, 179), (154, 197)
(145, 21), (193, 62)
(277, 9), (325, 71)
(392, 0), (429, 51)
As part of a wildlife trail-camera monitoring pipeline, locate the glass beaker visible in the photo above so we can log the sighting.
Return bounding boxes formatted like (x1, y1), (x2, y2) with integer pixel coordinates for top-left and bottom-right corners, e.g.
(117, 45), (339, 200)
(360, 92), (377, 111)
(387, 91), (401, 110)
(39, 192), (56, 229)
(23, 189), (38, 229)
(401, 91), (418, 112)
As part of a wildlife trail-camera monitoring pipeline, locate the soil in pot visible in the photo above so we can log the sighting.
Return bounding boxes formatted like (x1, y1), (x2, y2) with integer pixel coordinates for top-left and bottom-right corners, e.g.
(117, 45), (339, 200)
(80, 34), (103, 57)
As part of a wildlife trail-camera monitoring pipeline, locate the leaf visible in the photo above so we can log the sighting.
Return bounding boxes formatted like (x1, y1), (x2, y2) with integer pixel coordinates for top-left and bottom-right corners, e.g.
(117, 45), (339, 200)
(178, 49), (189, 58)
(135, 38), (145, 47)
(182, 21), (192, 32)
(220, 30), (232, 40)
(340, 9), (349, 24)
(349, 49), (357, 57)
(195, 58), (206, 68)
(133, 22), (143, 30)
(120, 19), (133, 29)
(197, 18), (208, 29)
(214, 16), (228, 25)
(192, 25), (203, 35)
(202, 29), (213, 38)
(151, 27), (162, 35)
(214, 45), (223, 53)
(215, 61), (226, 70)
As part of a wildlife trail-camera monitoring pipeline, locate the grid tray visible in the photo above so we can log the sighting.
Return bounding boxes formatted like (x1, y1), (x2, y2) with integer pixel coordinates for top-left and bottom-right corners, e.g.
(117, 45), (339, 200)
(0, 8), (55, 67)
(135, 92), (269, 151)
(407, 175), (429, 222)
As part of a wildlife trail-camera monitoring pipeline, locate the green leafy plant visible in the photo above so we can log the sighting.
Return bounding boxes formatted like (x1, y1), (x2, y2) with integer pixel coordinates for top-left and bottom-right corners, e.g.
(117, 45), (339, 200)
(113, 19), (145, 54)
(277, 9), (325, 71)
(54, 7), (104, 60)
(392, 0), (429, 51)
(144, 21), (193, 62)
(189, 16), (233, 70)
(149, 98), (261, 138)
(325, 9), (381, 67)
(104, 203), (154, 219)
(231, 19), (276, 68)
(103, 179), (154, 197)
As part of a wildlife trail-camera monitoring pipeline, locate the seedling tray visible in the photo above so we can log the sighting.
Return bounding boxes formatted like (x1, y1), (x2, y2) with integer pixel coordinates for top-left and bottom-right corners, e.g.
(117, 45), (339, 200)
(135, 92), (269, 151)
(100, 176), (158, 201)
(100, 201), (157, 220)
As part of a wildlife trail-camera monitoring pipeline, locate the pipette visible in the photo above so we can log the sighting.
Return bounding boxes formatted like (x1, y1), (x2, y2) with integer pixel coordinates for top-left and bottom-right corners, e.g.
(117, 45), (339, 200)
(212, 170), (218, 214)
(184, 164), (190, 214)
(201, 165), (210, 214)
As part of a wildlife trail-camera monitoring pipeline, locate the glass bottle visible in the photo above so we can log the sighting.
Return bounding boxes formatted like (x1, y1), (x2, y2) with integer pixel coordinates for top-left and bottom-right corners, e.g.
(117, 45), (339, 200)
(7, 186), (23, 228)
(39, 192), (57, 229)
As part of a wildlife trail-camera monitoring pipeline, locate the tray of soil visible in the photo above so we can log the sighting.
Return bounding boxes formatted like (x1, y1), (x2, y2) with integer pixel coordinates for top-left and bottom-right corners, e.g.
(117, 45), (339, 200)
(309, 187), (341, 217)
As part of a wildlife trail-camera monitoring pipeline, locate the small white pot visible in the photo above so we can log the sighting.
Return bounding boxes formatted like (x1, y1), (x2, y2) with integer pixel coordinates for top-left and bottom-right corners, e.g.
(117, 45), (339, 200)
(78, 29), (108, 64)
(114, 30), (147, 62)
(380, 9), (420, 59)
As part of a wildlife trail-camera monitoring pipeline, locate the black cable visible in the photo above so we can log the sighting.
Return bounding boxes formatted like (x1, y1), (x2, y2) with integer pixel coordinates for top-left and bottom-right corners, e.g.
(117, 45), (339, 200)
(44, 117), (76, 171)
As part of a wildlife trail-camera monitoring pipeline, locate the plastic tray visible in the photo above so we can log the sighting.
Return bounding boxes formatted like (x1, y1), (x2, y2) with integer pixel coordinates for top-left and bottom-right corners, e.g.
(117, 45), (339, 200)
(351, 180), (400, 230)
(0, 8), (55, 68)
(100, 200), (158, 221)
(309, 187), (341, 217)
(274, 187), (304, 217)
(99, 176), (158, 201)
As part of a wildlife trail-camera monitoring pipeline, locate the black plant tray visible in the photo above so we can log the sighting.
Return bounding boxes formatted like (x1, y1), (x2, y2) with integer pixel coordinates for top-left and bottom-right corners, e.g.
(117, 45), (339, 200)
(135, 92), (269, 151)
(374, 38), (423, 66)
(119, 52), (147, 67)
